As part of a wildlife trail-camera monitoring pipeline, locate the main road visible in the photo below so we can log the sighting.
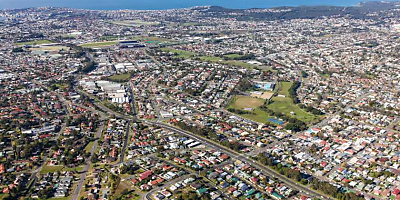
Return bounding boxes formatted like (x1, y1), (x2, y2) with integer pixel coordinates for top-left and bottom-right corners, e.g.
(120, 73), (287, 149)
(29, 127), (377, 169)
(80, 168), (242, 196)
(143, 121), (333, 200)
(77, 83), (334, 200)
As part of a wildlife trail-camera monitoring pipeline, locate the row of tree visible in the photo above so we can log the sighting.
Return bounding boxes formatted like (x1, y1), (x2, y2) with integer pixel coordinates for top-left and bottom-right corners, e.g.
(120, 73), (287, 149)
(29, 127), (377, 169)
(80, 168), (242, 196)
(175, 121), (244, 152)
(227, 108), (254, 115)
(299, 104), (324, 115)
(260, 106), (308, 132)
(288, 81), (301, 104)
(255, 153), (364, 200)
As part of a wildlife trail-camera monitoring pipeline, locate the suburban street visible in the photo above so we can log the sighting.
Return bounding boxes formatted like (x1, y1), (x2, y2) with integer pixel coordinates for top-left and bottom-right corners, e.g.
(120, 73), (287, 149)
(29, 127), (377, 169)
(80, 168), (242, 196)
(70, 116), (106, 200)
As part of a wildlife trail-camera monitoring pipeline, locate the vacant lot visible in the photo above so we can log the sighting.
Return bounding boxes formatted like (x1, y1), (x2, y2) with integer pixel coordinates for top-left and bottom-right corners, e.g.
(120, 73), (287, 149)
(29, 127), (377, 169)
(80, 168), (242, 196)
(41, 165), (84, 174)
(109, 73), (131, 82)
(40, 165), (64, 174)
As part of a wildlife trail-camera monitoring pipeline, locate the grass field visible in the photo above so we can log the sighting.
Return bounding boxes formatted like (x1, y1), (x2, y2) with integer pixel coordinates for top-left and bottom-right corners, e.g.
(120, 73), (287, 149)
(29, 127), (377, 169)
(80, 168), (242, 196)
(111, 20), (160, 26)
(222, 60), (256, 69)
(268, 96), (316, 122)
(228, 81), (317, 124)
(161, 48), (256, 69)
(79, 41), (118, 48)
(228, 96), (273, 124)
(100, 36), (120, 41)
(16, 40), (53, 45)
(223, 53), (242, 59)
(182, 22), (199, 26)
(200, 56), (222, 62)
(278, 82), (293, 96)
(201, 56), (257, 69)
(161, 48), (196, 59)
(241, 108), (273, 123)
(134, 36), (174, 43)
(266, 81), (317, 123)
(109, 73), (131, 82)
(29, 46), (69, 51)
(229, 96), (264, 109)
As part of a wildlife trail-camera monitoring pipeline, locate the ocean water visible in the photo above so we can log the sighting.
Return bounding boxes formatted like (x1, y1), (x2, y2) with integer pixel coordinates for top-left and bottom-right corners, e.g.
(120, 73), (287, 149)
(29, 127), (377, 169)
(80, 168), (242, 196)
(0, 0), (383, 10)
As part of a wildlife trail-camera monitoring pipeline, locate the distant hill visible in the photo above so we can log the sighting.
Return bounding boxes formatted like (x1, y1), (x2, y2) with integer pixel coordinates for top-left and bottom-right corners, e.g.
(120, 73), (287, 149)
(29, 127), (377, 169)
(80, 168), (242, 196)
(193, 1), (400, 20)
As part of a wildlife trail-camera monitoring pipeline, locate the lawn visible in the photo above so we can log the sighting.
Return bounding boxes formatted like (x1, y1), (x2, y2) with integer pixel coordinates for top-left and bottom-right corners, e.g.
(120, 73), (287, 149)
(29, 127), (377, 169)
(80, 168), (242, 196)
(84, 141), (94, 153)
(79, 41), (118, 48)
(161, 48), (196, 59)
(109, 73), (131, 82)
(41, 165), (85, 174)
(15, 39), (53, 45)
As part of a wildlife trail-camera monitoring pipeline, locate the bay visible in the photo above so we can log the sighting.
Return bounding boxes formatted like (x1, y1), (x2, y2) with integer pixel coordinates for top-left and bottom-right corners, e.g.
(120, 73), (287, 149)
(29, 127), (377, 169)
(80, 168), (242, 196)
(0, 0), (378, 10)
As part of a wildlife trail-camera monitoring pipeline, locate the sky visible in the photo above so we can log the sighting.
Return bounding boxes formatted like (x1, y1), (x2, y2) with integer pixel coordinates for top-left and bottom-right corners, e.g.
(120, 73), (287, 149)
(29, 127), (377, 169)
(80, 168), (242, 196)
(0, 0), (389, 10)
